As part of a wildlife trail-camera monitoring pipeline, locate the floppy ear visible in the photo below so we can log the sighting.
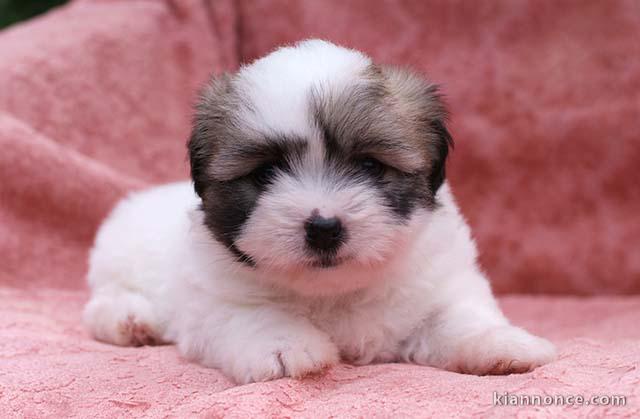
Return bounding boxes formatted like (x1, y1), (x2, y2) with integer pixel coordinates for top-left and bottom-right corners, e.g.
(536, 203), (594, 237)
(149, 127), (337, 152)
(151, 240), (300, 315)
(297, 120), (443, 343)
(187, 74), (234, 197)
(187, 128), (208, 198)
(418, 82), (454, 195)
(379, 66), (453, 195)
(427, 117), (453, 194)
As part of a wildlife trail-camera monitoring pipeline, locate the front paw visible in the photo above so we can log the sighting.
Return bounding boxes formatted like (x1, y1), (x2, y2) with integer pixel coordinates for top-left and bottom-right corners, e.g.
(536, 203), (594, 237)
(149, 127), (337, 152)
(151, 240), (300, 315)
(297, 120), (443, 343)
(450, 326), (556, 375)
(229, 331), (339, 384)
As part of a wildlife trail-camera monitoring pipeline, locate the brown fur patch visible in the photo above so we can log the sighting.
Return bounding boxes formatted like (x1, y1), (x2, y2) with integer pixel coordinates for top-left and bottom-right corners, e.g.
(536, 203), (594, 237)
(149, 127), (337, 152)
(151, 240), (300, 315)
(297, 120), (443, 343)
(118, 315), (160, 347)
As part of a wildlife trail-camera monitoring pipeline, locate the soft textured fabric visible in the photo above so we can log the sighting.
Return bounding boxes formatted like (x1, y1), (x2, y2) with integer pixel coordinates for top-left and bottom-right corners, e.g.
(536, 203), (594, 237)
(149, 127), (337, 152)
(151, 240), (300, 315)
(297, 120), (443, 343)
(2, 290), (639, 418)
(1, 0), (638, 417)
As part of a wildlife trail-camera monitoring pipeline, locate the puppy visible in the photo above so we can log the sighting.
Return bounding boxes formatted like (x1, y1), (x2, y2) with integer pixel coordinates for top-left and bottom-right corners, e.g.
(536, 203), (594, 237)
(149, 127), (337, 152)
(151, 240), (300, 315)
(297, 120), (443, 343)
(84, 40), (556, 384)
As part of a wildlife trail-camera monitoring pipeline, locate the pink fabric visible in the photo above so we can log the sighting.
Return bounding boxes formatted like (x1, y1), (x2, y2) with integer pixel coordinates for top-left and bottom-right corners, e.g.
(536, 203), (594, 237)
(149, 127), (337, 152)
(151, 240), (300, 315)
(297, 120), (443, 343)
(1, 0), (638, 417)
(2, 289), (639, 417)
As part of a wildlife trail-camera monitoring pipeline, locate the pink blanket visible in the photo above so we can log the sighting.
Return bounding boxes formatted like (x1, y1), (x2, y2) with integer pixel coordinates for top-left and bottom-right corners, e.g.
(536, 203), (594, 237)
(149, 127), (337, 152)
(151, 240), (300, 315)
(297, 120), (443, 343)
(1, 0), (638, 417)
(2, 289), (639, 417)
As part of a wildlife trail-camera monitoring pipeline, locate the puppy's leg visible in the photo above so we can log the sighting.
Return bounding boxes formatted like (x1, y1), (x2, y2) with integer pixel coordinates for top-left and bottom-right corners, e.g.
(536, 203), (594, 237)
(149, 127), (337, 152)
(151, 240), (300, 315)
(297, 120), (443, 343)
(401, 270), (556, 375)
(83, 289), (164, 346)
(173, 305), (339, 384)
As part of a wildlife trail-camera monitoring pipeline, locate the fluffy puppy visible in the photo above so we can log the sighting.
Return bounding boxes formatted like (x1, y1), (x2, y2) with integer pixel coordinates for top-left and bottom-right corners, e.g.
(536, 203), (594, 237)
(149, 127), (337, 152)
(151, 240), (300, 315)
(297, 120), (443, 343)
(84, 40), (556, 384)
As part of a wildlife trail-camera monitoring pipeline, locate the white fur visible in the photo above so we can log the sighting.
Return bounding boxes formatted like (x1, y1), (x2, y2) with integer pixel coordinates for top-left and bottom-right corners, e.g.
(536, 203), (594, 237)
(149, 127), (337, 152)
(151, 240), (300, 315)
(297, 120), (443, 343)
(236, 39), (371, 140)
(84, 40), (556, 384)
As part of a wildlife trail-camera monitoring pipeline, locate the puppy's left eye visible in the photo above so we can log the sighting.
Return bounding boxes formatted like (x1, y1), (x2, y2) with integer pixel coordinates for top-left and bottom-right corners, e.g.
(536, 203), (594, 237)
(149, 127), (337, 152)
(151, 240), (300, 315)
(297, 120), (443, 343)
(358, 157), (385, 177)
(251, 163), (278, 187)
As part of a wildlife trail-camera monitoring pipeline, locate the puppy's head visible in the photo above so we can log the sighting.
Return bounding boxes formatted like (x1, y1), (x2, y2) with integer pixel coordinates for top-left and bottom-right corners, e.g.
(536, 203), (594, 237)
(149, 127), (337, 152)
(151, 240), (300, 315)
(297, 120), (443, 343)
(189, 40), (452, 295)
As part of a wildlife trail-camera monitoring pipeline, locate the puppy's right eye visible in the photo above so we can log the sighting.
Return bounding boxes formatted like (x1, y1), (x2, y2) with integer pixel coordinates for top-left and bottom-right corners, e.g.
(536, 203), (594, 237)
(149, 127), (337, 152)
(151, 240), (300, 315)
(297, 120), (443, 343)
(250, 163), (277, 187)
(357, 157), (386, 178)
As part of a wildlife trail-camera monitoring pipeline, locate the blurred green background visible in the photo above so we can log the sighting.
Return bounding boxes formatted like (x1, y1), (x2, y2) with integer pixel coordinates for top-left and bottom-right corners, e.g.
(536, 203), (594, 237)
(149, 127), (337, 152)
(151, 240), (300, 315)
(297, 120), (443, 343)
(0, 0), (69, 29)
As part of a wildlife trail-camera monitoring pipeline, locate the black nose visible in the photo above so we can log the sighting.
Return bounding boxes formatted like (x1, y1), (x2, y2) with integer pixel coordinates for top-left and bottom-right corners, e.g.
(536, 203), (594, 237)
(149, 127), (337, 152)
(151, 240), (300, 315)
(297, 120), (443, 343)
(304, 214), (344, 252)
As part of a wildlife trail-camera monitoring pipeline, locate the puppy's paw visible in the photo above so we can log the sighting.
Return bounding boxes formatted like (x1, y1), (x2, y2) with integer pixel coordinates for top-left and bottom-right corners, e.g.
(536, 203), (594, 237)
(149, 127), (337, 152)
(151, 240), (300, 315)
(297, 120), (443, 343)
(230, 331), (339, 384)
(83, 292), (163, 346)
(450, 326), (556, 375)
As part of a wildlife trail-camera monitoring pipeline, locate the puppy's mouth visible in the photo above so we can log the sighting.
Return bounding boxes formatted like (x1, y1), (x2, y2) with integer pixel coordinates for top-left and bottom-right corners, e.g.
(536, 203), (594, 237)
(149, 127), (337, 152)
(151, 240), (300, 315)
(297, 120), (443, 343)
(309, 255), (350, 269)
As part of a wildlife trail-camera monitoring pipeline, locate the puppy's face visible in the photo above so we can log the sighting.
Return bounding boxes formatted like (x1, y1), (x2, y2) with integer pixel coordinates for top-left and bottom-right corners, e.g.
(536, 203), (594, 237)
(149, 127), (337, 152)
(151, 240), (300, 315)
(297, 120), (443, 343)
(189, 40), (452, 295)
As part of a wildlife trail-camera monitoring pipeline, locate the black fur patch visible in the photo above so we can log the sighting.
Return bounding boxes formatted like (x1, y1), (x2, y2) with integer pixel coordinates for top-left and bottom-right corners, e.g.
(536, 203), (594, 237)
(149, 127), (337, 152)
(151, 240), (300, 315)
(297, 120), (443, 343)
(199, 179), (258, 266)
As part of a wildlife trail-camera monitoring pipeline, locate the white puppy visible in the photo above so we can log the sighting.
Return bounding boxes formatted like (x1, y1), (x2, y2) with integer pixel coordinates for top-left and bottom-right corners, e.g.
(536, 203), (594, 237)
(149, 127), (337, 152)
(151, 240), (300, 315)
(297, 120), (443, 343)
(84, 40), (556, 384)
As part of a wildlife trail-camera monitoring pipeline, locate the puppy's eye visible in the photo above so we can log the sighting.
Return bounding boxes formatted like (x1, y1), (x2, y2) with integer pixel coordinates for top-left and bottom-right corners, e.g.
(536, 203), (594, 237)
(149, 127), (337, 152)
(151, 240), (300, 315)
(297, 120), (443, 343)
(358, 157), (385, 177)
(250, 163), (278, 187)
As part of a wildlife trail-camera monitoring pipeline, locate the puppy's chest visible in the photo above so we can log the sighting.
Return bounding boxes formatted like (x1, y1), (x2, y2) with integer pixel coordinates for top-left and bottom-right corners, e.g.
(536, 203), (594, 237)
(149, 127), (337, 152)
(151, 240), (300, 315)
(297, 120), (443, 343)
(307, 296), (429, 363)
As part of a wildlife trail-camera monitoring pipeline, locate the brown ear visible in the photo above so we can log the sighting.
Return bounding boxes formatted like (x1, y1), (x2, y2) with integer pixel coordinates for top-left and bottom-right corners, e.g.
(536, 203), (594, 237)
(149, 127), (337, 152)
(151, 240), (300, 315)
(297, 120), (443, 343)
(187, 74), (234, 197)
(380, 66), (454, 193)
